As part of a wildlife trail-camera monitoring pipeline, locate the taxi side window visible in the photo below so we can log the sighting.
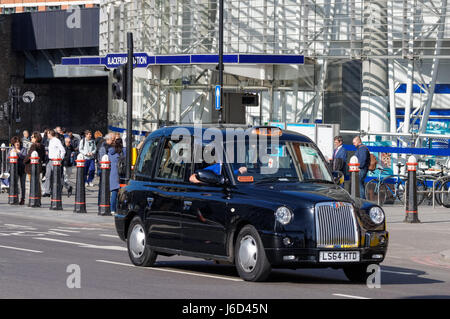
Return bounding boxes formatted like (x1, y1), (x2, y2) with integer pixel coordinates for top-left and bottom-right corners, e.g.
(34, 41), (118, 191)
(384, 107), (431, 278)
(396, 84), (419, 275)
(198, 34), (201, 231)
(136, 138), (160, 177)
(156, 138), (189, 181)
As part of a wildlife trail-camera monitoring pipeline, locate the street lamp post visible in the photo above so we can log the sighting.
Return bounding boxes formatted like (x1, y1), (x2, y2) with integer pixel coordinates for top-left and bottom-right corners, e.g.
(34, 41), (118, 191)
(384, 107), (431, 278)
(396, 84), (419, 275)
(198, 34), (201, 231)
(218, 0), (224, 124)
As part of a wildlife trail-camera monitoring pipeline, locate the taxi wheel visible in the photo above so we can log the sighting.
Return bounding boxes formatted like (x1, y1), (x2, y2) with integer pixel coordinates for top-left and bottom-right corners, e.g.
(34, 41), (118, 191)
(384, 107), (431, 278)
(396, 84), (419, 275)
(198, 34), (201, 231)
(234, 225), (271, 282)
(343, 264), (371, 283)
(127, 216), (157, 267)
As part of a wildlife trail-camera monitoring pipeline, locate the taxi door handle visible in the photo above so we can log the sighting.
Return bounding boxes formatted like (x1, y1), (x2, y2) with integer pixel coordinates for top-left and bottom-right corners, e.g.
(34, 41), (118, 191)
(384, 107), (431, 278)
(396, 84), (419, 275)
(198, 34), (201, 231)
(183, 201), (192, 211)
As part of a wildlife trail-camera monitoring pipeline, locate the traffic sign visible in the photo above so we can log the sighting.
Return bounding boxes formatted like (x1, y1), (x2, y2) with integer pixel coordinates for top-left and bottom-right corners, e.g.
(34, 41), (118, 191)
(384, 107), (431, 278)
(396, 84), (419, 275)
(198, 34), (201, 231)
(215, 85), (221, 110)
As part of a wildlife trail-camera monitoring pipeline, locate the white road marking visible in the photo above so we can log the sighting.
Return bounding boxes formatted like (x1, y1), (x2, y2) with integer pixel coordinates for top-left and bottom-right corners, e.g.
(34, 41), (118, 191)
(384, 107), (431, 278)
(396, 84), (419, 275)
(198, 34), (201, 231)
(96, 260), (244, 282)
(0, 244), (43, 254)
(4, 224), (36, 230)
(99, 234), (119, 238)
(381, 270), (416, 276)
(49, 229), (80, 233)
(333, 294), (371, 299)
(57, 227), (102, 231)
(33, 237), (127, 251)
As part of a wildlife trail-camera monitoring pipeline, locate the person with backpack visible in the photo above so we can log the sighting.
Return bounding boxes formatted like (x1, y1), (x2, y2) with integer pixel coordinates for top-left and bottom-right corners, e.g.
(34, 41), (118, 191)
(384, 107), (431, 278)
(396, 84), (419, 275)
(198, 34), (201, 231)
(353, 136), (371, 199)
(79, 130), (97, 187)
(108, 138), (125, 215)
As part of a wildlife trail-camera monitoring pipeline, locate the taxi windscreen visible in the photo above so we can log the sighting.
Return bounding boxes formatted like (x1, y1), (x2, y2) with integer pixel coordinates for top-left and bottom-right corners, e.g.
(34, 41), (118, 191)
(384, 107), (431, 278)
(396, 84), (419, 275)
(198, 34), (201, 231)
(225, 140), (333, 183)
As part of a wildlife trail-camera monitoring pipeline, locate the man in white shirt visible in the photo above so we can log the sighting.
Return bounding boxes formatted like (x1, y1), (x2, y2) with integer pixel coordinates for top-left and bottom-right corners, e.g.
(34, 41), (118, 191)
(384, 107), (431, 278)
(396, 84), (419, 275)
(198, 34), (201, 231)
(42, 129), (66, 196)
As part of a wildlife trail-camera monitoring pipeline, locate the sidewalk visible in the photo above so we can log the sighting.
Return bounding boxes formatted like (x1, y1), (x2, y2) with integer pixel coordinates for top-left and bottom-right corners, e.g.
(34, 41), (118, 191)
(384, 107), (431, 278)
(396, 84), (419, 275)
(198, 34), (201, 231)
(0, 182), (114, 227)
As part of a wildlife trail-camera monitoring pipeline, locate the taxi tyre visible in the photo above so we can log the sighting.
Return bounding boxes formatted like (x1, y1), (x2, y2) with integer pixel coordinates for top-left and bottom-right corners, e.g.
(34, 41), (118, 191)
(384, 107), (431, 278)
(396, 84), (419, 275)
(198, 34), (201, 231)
(343, 263), (372, 283)
(234, 225), (271, 282)
(127, 216), (157, 267)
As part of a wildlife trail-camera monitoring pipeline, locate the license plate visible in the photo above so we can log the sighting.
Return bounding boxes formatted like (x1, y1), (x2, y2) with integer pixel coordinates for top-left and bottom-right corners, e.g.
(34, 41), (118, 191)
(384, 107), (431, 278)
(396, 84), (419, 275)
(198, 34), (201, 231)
(319, 251), (360, 262)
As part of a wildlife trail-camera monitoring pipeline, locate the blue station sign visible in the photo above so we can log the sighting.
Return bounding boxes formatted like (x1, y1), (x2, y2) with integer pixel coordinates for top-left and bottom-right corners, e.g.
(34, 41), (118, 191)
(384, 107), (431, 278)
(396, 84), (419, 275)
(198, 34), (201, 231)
(62, 54), (305, 68)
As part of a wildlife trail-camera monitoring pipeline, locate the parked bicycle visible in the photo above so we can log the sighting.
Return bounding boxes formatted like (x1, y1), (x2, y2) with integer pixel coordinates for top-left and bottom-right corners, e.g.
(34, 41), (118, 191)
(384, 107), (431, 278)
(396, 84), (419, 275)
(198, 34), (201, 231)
(418, 163), (450, 208)
(365, 163), (426, 206)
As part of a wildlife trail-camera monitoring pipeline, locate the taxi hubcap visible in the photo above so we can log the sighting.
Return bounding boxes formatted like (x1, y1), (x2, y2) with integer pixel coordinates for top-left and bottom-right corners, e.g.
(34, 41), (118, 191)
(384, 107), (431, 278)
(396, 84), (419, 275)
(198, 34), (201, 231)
(130, 224), (146, 259)
(239, 235), (258, 273)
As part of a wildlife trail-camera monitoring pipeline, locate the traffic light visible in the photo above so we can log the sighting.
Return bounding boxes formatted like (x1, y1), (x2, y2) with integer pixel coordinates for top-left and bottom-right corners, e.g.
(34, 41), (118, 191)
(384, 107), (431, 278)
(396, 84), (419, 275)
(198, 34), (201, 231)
(112, 63), (127, 101)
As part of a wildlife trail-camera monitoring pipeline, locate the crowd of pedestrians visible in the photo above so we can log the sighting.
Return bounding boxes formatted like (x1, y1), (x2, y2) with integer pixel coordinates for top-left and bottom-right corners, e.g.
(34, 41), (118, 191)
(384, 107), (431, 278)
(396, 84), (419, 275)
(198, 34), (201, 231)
(3, 127), (126, 215)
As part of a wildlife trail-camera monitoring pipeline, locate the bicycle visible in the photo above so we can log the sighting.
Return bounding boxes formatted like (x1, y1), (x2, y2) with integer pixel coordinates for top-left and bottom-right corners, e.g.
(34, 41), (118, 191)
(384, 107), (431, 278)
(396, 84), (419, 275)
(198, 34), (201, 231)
(365, 163), (426, 206)
(417, 162), (450, 207)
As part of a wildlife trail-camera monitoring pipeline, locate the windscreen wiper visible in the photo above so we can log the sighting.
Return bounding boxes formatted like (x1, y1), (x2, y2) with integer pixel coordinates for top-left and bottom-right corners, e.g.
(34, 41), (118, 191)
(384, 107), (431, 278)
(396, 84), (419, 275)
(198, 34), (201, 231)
(303, 179), (335, 184)
(254, 176), (299, 184)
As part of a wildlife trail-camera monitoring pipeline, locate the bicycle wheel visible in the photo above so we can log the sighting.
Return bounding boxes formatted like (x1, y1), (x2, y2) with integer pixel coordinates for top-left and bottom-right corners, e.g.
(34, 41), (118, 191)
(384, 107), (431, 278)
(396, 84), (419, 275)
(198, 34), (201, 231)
(434, 179), (443, 206)
(382, 176), (402, 205)
(416, 179), (427, 206)
(396, 176), (408, 205)
(438, 178), (450, 208)
(365, 179), (387, 205)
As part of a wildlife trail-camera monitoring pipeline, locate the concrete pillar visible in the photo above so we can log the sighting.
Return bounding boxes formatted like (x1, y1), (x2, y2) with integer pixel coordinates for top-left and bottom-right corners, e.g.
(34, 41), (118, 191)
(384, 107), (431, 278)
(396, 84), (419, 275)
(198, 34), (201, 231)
(360, 0), (390, 140)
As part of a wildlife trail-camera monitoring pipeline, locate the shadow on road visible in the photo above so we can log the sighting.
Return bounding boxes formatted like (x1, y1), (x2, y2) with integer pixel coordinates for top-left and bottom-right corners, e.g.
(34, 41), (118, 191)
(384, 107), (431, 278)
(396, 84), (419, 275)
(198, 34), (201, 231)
(380, 265), (444, 285)
(152, 261), (444, 286)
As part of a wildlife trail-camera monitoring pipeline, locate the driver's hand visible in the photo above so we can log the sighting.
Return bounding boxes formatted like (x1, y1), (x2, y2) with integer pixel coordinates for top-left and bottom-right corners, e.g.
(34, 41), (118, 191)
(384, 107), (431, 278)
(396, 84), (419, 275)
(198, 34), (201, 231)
(238, 167), (247, 174)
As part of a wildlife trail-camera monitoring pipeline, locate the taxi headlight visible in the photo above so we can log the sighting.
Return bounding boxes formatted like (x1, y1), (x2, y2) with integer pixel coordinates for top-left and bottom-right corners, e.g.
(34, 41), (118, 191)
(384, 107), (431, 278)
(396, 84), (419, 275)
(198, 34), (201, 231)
(369, 206), (385, 225)
(275, 207), (293, 225)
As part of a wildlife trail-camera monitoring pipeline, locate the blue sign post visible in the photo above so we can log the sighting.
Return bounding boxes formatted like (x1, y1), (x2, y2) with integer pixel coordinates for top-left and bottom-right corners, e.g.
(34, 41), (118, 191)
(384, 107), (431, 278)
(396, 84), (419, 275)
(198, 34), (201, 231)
(215, 85), (221, 110)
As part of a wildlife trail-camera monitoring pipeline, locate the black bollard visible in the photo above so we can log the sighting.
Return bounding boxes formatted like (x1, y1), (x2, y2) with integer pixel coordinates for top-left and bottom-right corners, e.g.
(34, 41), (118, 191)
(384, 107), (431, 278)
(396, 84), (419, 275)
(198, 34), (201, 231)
(348, 155), (360, 199)
(405, 155), (420, 223)
(1, 143), (6, 175)
(29, 151), (41, 207)
(74, 154), (87, 213)
(98, 155), (111, 216)
(50, 157), (63, 211)
(8, 149), (19, 205)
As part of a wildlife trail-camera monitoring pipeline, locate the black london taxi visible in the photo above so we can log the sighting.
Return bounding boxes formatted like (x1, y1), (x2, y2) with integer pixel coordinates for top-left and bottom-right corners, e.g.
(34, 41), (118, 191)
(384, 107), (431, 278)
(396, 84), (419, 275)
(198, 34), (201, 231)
(114, 125), (388, 282)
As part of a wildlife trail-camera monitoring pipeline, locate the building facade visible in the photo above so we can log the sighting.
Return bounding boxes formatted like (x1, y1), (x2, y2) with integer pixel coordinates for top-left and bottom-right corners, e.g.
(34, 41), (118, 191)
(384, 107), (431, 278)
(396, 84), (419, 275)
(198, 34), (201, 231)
(0, 0), (99, 14)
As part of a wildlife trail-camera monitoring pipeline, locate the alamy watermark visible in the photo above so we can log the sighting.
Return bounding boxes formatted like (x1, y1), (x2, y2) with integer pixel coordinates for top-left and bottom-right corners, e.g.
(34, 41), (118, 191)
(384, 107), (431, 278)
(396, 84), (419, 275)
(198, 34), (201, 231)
(169, 125), (281, 175)
(66, 264), (81, 289)
(366, 264), (381, 289)
(66, 6), (81, 29)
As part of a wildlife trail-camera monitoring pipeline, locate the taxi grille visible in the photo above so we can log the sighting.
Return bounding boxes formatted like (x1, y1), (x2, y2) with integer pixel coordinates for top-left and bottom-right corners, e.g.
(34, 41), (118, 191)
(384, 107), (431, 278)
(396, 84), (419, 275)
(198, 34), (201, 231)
(315, 202), (358, 248)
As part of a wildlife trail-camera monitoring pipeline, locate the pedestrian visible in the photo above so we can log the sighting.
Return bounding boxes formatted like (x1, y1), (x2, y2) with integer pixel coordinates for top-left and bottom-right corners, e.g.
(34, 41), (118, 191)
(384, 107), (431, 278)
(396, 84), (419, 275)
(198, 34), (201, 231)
(21, 130), (32, 150)
(41, 127), (50, 179)
(55, 126), (65, 144)
(108, 138), (125, 215)
(62, 137), (74, 197)
(9, 136), (27, 205)
(42, 129), (66, 197)
(332, 136), (347, 176)
(79, 129), (97, 187)
(353, 136), (370, 199)
(67, 129), (80, 157)
(97, 133), (114, 205)
(113, 132), (120, 143)
(24, 132), (46, 200)
(94, 131), (104, 177)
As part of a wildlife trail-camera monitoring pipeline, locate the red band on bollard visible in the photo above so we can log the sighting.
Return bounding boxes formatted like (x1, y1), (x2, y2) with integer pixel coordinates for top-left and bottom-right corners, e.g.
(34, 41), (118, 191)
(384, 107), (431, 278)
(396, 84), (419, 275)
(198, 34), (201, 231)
(407, 162), (418, 171)
(348, 163), (360, 172)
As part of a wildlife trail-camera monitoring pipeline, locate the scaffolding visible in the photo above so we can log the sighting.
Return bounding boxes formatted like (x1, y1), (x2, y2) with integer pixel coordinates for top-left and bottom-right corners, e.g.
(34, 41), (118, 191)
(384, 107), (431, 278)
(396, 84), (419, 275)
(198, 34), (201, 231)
(99, 0), (450, 146)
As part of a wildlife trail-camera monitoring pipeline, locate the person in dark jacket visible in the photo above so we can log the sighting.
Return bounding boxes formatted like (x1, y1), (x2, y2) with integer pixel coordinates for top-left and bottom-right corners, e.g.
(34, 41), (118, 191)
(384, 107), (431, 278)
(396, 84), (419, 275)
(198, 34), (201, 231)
(62, 137), (74, 197)
(9, 136), (27, 205)
(108, 138), (125, 215)
(353, 136), (370, 199)
(24, 132), (46, 200)
(331, 136), (347, 184)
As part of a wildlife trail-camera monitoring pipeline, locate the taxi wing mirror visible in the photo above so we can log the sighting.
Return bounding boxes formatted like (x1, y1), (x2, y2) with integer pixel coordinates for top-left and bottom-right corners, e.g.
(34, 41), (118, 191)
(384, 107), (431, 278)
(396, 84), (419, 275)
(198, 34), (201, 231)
(332, 171), (344, 185)
(196, 169), (225, 185)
